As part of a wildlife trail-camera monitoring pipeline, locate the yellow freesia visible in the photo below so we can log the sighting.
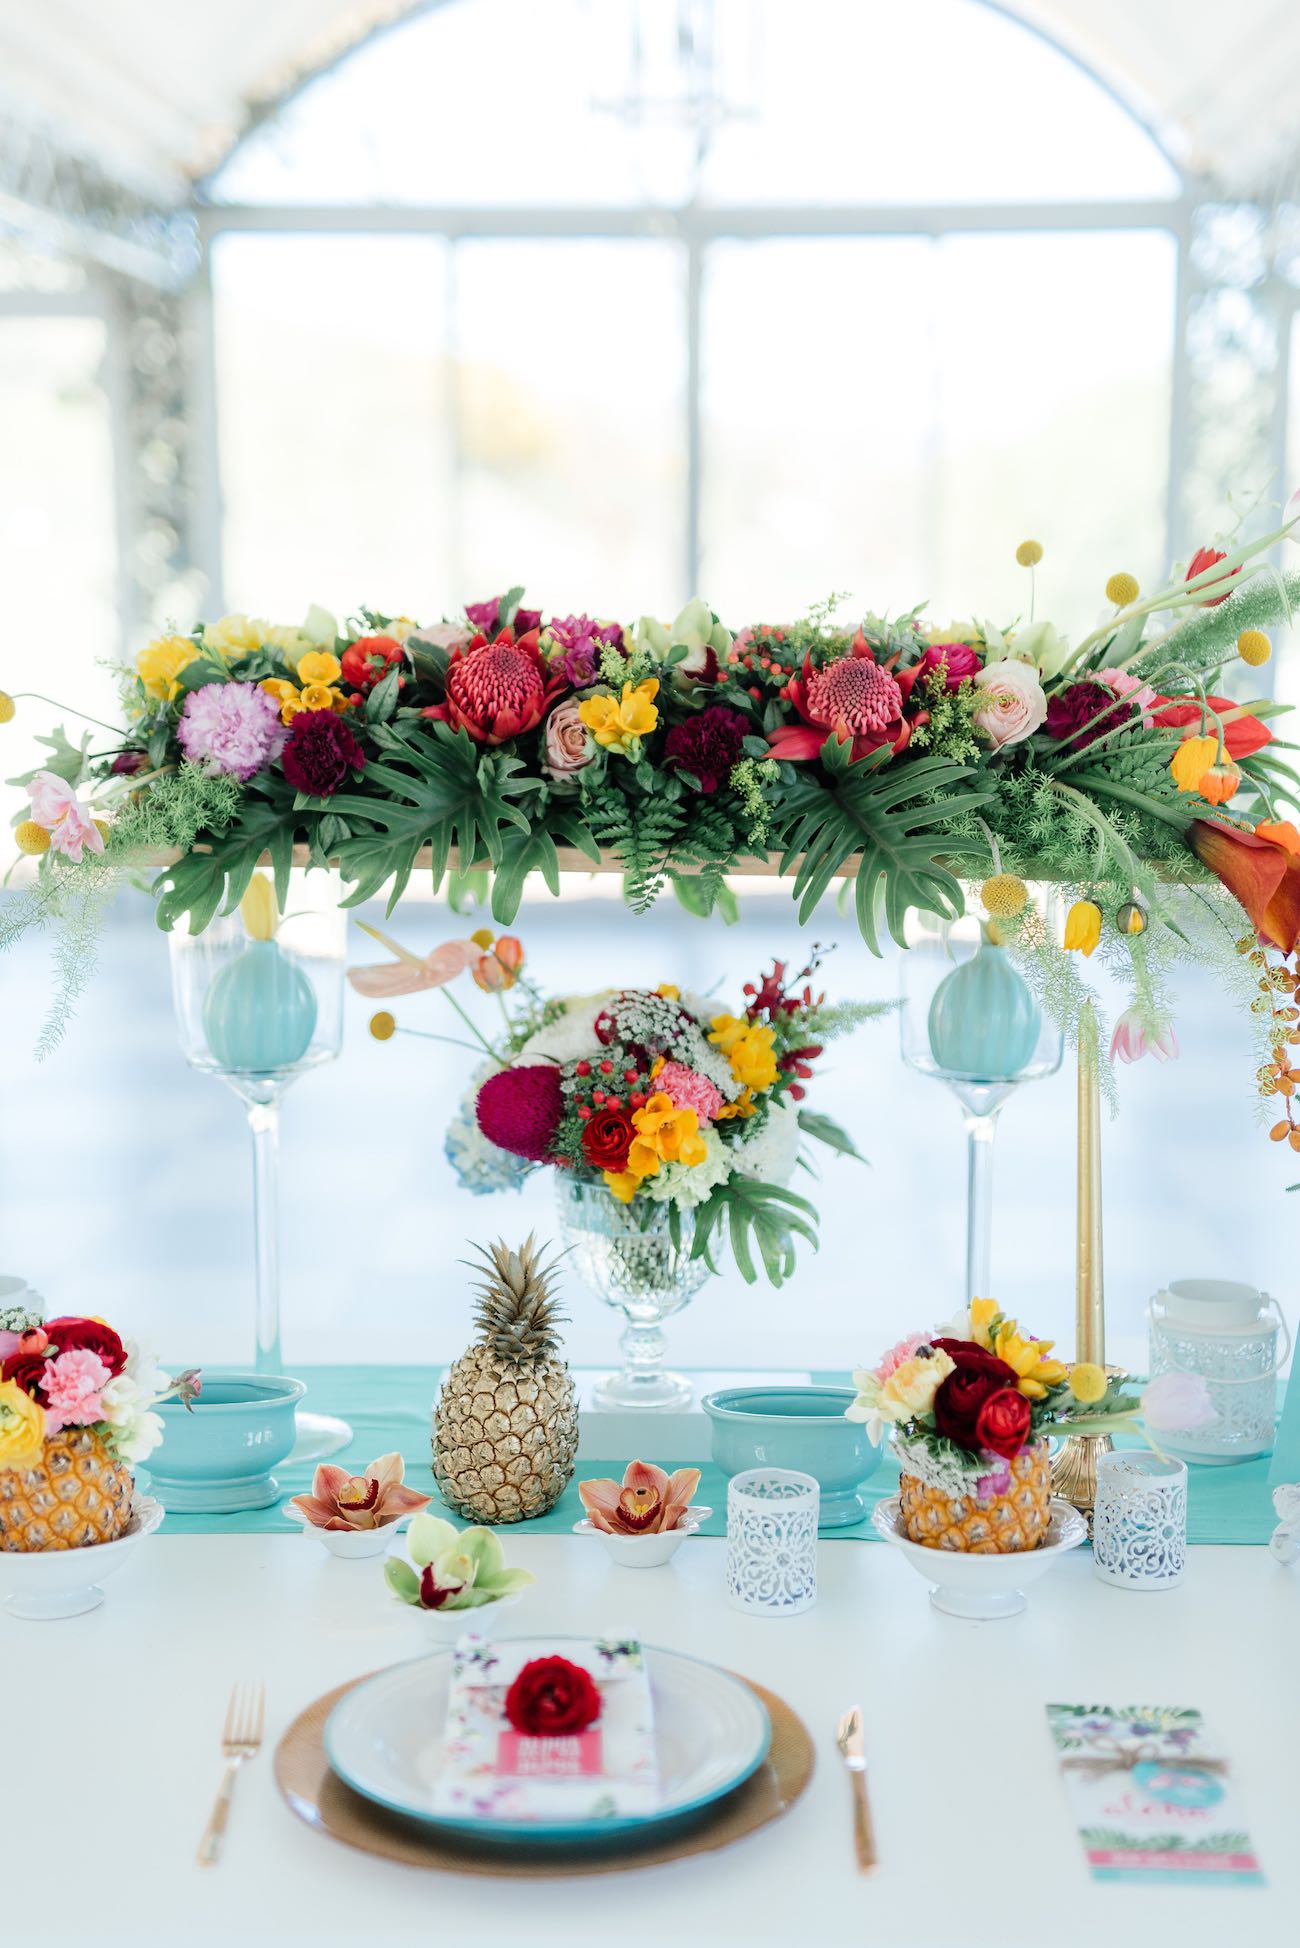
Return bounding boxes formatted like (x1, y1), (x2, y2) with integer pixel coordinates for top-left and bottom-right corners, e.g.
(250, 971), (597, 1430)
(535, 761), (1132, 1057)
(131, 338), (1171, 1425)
(261, 677), (305, 725)
(968, 1298), (999, 1349)
(297, 649), (343, 687)
(204, 613), (269, 658)
(578, 679), (660, 755)
(300, 683), (338, 711)
(993, 1321), (1067, 1400)
(728, 1024), (778, 1093)
(0, 1378), (45, 1469)
(603, 1169), (641, 1204)
(1063, 900), (1102, 957)
(136, 633), (196, 701)
(1169, 734), (1217, 794)
(716, 1086), (757, 1120)
(627, 1094), (707, 1172)
(708, 1013), (747, 1055)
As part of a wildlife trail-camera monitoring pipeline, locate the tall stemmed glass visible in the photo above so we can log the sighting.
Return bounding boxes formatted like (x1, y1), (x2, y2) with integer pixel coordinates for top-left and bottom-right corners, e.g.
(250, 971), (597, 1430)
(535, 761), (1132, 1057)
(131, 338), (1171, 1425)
(169, 867), (350, 1462)
(899, 892), (1063, 1303)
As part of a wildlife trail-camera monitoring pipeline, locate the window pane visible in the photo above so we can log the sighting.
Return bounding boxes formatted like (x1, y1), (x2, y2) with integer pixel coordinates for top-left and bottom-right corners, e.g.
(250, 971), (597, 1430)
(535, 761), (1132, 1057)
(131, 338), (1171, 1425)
(700, 231), (1175, 628)
(451, 240), (686, 609)
(0, 315), (116, 849)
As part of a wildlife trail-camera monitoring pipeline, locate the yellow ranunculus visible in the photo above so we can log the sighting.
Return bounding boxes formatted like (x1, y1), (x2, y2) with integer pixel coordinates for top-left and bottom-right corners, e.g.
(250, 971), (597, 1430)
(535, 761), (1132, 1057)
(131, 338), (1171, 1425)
(1169, 734), (1217, 794)
(136, 633), (196, 701)
(297, 649), (343, 687)
(877, 1349), (955, 1422)
(1068, 1361), (1108, 1405)
(204, 613), (269, 658)
(1064, 900), (1102, 956)
(0, 1377), (45, 1469)
(578, 679), (660, 755)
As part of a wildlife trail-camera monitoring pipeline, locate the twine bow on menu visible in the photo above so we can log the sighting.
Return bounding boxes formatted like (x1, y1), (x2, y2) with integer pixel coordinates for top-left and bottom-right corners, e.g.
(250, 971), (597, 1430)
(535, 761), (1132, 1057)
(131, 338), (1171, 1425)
(835, 1706), (877, 1872)
(198, 1683), (266, 1866)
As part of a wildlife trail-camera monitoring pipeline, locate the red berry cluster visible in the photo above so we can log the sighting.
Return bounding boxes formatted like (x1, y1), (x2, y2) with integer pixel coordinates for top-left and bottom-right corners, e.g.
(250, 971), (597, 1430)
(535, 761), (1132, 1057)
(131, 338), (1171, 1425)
(570, 1053), (653, 1121)
(717, 626), (798, 706)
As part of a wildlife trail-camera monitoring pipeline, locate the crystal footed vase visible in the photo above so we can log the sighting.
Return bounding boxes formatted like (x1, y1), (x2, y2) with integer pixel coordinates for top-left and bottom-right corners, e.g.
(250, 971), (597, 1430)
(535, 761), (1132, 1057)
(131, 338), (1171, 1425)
(555, 1176), (710, 1411)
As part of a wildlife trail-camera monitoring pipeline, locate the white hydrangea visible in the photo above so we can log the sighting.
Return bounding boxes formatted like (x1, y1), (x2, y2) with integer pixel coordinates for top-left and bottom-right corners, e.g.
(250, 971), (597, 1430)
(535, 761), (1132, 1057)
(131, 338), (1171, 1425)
(637, 1125), (735, 1208)
(516, 992), (614, 1065)
(729, 1099), (801, 1187)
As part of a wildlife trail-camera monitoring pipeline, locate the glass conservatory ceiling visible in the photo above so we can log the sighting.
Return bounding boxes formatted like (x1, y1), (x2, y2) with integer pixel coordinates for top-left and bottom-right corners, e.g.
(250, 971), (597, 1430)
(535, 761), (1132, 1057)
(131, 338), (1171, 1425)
(1, 0), (1298, 205)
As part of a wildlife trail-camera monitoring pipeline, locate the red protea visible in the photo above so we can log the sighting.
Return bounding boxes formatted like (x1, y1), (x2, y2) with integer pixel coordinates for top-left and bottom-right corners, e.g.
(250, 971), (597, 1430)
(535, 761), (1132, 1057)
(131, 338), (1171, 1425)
(767, 631), (922, 762)
(424, 627), (565, 745)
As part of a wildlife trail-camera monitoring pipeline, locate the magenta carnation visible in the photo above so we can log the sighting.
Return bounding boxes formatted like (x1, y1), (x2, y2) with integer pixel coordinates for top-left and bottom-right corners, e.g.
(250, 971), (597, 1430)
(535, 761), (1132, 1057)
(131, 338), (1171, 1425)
(663, 705), (748, 793)
(178, 682), (286, 781)
(656, 1060), (723, 1122)
(1044, 680), (1129, 748)
(476, 1064), (563, 1161)
(280, 709), (366, 795)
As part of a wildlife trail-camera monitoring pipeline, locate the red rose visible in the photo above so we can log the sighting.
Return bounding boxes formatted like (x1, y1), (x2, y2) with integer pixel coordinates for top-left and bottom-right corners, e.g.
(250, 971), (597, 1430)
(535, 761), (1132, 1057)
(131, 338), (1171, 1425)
(931, 1340), (1019, 1452)
(914, 642), (982, 689)
(974, 1386), (1032, 1459)
(504, 1656), (602, 1737)
(341, 634), (405, 691)
(581, 1106), (634, 1173)
(44, 1316), (126, 1377)
(1, 1350), (50, 1401)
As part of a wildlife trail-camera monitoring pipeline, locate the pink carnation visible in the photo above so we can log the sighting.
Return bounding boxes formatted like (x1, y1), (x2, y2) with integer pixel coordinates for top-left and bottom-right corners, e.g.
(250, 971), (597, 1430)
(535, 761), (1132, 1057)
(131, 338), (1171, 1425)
(40, 1347), (111, 1434)
(178, 682), (286, 781)
(873, 1333), (927, 1383)
(656, 1060), (723, 1123)
(1099, 668), (1158, 730)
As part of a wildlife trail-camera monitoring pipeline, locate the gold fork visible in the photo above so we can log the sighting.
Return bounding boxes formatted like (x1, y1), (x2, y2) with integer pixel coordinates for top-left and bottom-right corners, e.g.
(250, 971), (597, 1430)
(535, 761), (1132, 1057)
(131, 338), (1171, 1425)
(198, 1682), (265, 1866)
(835, 1705), (877, 1872)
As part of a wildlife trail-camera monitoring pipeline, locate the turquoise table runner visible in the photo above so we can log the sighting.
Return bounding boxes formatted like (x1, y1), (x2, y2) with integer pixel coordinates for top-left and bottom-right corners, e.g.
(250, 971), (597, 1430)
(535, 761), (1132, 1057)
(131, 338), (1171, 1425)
(144, 1364), (1282, 1545)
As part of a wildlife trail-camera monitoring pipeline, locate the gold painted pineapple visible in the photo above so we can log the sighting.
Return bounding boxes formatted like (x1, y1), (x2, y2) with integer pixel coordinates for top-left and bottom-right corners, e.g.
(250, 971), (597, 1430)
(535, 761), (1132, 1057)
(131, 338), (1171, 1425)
(0, 1427), (134, 1552)
(433, 1235), (578, 1524)
(898, 1441), (1051, 1553)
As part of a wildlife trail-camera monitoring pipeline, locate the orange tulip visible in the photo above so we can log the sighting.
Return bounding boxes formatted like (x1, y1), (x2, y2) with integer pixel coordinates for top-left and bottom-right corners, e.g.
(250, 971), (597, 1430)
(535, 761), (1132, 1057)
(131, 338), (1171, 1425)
(1189, 819), (1300, 952)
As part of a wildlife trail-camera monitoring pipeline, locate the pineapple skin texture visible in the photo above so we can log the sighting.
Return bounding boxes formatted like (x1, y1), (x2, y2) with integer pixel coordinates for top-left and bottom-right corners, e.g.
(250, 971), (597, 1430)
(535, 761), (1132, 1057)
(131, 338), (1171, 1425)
(433, 1350), (579, 1524)
(898, 1441), (1051, 1552)
(0, 1428), (134, 1552)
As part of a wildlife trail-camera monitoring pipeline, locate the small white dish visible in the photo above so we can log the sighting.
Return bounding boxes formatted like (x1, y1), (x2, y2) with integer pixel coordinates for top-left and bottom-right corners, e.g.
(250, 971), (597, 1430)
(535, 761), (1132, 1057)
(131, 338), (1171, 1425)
(0, 1495), (164, 1620)
(282, 1502), (409, 1558)
(571, 1506), (713, 1568)
(411, 1590), (523, 1640)
(871, 1495), (1087, 1619)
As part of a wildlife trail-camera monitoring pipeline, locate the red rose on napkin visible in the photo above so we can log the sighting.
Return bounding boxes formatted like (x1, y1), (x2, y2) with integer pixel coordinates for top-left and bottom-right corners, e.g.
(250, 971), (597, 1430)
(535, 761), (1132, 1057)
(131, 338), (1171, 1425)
(504, 1656), (602, 1737)
(974, 1386), (1032, 1460)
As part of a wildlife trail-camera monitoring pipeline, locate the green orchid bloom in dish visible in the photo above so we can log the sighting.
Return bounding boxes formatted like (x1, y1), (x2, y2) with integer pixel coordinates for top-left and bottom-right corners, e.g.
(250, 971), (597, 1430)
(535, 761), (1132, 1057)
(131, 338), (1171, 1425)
(383, 1513), (536, 1611)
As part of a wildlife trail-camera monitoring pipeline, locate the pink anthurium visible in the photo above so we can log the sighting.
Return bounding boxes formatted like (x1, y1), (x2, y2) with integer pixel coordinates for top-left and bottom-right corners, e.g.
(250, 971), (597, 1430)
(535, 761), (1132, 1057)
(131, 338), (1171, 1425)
(346, 925), (483, 998)
(290, 1451), (431, 1531)
(578, 1459), (702, 1536)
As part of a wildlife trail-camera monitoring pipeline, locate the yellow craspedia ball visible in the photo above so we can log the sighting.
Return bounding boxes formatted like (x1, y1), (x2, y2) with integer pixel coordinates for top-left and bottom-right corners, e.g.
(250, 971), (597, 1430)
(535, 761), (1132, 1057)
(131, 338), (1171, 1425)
(14, 820), (50, 855)
(369, 1011), (396, 1042)
(981, 873), (1028, 919)
(0, 691), (15, 723)
(1105, 572), (1139, 606)
(1015, 540), (1043, 568)
(1068, 1361), (1108, 1405)
(1237, 628), (1271, 667)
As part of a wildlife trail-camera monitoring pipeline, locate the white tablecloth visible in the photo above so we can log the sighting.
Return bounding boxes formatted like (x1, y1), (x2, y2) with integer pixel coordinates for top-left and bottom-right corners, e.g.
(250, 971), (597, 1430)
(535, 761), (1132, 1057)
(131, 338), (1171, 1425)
(12, 1532), (1299, 1948)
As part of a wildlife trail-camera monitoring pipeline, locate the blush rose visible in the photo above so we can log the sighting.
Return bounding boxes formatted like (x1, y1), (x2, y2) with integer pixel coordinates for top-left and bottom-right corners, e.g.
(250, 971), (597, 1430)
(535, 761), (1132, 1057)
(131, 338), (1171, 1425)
(971, 658), (1047, 750)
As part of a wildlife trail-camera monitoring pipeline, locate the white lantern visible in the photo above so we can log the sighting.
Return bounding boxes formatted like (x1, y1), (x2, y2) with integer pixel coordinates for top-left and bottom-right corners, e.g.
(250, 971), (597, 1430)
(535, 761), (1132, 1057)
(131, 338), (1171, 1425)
(1147, 1280), (1290, 1464)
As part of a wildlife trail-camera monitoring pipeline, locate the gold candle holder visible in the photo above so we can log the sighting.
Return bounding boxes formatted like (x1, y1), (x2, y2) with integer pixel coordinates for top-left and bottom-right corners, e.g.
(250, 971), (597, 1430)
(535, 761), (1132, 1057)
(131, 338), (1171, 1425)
(1051, 1002), (1113, 1521)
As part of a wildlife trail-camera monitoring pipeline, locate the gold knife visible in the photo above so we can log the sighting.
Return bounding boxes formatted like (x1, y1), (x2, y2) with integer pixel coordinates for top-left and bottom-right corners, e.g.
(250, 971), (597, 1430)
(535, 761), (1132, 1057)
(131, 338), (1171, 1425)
(835, 1705), (877, 1871)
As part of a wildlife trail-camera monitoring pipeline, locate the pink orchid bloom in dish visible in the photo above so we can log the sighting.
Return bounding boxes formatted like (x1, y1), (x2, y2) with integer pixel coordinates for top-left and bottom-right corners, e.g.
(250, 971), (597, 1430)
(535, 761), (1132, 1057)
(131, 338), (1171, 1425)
(26, 770), (105, 865)
(1109, 1007), (1178, 1065)
(578, 1459), (702, 1536)
(346, 924), (483, 999)
(290, 1452), (432, 1531)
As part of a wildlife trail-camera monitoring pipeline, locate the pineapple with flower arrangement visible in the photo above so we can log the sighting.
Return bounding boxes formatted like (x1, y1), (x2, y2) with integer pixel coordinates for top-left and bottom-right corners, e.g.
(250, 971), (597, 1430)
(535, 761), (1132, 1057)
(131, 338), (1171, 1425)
(0, 1302), (198, 1552)
(848, 1299), (1211, 1553)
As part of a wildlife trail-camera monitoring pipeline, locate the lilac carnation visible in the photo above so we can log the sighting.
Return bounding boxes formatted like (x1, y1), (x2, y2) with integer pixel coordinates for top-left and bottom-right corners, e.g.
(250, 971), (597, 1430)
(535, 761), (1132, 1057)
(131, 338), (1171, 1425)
(178, 682), (286, 781)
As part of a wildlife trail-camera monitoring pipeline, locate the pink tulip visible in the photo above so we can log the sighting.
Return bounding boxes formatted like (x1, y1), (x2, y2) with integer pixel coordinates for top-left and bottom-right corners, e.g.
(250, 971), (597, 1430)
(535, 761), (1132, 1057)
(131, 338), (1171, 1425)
(26, 770), (105, 865)
(1109, 1007), (1178, 1065)
(1142, 1372), (1215, 1432)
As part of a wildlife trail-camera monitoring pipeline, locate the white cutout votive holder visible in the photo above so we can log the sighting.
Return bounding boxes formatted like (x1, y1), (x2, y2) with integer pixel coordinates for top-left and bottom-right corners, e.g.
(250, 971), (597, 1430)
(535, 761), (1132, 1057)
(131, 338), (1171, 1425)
(725, 1467), (819, 1617)
(1092, 1451), (1188, 1591)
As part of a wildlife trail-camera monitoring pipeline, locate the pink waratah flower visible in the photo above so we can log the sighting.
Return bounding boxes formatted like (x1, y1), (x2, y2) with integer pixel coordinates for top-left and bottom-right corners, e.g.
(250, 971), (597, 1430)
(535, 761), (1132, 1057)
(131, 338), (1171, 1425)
(40, 1347), (111, 1433)
(872, 1333), (927, 1383)
(178, 681), (286, 781)
(26, 771), (105, 864)
(1099, 668), (1158, 730)
(579, 1459), (702, 1535)
(1142, 1371), (1215, 1432)
(1109, 1007), (1178, 1065)
(768, 633), (920, 762)
(655, 1059), (723, 1122)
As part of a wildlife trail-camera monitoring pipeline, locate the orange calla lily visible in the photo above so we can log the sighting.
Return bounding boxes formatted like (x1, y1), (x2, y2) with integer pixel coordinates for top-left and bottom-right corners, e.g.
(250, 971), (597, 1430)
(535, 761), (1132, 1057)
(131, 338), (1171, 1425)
(1189, 819), (1300, 952)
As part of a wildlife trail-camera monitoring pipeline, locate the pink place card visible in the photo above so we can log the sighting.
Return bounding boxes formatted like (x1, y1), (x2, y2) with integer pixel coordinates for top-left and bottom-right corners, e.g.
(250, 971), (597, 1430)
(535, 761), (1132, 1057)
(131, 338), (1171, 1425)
(497, 1730), (605, 1778)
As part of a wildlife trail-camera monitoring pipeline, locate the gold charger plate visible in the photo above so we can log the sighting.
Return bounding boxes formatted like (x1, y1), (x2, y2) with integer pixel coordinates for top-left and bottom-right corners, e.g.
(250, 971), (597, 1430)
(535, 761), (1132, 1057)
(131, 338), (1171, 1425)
(275, 1668), (814, 1877)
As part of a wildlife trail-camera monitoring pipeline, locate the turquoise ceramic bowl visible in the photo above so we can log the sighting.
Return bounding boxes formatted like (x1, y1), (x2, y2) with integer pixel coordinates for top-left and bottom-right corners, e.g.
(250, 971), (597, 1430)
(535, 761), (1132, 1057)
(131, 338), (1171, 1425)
(144, 1371), (306, 1513)
(701, 1386), (880, 1528)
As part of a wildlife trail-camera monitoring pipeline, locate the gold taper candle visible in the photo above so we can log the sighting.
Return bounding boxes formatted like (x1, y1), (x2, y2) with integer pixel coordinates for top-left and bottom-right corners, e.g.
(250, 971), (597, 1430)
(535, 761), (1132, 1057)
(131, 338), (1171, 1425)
(1075, 1002), (1105, 1367)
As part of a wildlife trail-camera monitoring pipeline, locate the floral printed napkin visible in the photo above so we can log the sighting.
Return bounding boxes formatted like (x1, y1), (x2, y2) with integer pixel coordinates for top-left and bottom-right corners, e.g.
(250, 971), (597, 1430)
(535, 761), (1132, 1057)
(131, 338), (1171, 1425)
(431, 1635), (659, 1822)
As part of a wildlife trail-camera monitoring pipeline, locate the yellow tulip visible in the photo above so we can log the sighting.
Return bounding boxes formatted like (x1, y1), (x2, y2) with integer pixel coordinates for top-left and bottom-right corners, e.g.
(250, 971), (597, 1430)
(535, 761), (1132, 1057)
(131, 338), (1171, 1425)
(0, 1378), (45, 1469)
(1064, 900), (1102, 956)
(1169, 734), (1217, 794)
(297, 649), (343, 687)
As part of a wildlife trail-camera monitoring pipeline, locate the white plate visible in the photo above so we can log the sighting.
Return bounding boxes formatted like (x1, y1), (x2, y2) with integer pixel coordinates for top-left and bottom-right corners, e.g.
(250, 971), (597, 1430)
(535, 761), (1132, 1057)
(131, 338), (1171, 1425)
(324, 1637), (771, 1843)
(872, 1494), (1088, 1618)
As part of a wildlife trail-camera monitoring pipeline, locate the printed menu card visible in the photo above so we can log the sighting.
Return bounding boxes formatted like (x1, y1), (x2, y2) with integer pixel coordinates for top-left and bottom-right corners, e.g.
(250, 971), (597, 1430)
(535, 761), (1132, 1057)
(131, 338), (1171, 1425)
(1046, 1704), (1264, 1886)
(432, 1635), (659, 1822)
